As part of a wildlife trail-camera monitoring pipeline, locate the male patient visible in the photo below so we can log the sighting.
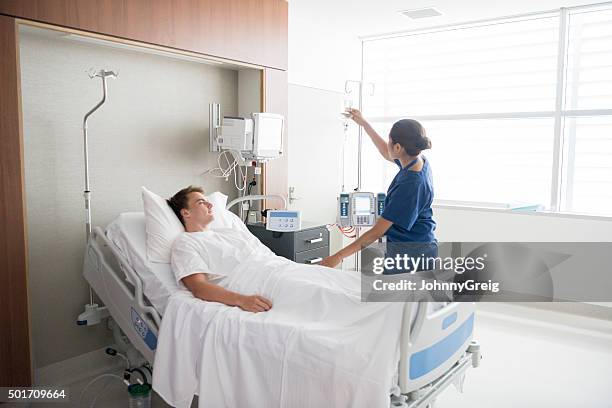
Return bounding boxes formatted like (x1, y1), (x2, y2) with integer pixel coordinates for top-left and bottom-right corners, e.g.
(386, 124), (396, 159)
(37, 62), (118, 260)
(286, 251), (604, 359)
(167, 186), (273, 313)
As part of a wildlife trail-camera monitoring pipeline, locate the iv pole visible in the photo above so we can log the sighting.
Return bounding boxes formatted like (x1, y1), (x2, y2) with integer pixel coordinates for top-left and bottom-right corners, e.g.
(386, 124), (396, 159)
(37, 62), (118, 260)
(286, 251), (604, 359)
(82, 69), (118, 305)
(344, 79), (363, 272)
(344, 79), (374, 272)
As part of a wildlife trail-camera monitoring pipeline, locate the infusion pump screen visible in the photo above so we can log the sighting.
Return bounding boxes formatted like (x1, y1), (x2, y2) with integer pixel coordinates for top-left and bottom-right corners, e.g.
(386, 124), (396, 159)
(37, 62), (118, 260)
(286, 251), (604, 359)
(258, 117), (283, 150)
(354, 197), (371, 214)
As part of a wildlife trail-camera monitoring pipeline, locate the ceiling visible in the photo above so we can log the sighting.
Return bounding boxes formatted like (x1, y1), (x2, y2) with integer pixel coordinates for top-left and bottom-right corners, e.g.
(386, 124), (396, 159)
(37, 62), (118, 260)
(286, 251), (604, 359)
(287, 0), (596, 91)
(289, 0), (592, 39)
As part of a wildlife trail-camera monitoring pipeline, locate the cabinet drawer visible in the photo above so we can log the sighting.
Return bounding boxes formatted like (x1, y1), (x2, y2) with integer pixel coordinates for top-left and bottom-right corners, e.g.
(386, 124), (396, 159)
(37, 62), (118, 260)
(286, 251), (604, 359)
(294, 228), (329, 253)
(295, 246), (329, 265)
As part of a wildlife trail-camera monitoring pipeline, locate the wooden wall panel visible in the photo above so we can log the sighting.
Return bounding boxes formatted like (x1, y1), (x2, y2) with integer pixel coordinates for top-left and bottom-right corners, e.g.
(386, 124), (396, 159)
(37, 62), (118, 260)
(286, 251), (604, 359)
(0, 15), (32, 387)
(0, 1), (287, 386)
(0, 0), (288, 70)
(263, 67), (289, 200)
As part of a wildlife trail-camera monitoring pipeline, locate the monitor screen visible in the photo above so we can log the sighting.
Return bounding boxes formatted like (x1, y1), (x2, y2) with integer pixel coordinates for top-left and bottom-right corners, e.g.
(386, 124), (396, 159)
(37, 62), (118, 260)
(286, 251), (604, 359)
(354, 196), (371, 215)
(270, 211), (298, 218)
(256, 116), (283, 152)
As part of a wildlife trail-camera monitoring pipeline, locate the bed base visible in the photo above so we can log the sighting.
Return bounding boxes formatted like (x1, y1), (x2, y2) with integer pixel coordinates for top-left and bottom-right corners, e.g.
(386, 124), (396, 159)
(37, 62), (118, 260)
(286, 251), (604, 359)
(82, 226), (481, 407)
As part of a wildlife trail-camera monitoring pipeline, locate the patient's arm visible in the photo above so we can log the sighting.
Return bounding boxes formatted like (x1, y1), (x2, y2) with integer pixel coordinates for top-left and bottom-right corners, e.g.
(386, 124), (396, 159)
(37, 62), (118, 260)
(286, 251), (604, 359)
(181, 273), (272, 313)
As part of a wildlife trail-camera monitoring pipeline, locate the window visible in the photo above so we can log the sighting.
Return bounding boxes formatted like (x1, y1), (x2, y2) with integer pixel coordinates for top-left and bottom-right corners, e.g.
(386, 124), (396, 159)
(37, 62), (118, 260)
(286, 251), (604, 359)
(360, 4), (612, 216)
(562, 7), (612, 214)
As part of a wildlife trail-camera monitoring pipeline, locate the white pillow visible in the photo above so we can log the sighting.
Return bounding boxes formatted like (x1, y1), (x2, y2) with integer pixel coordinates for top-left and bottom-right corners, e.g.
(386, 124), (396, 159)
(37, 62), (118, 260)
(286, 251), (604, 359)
(142, 187), (184, 263)
(142, 187), (234, 263)
(206, 191), (231, 230)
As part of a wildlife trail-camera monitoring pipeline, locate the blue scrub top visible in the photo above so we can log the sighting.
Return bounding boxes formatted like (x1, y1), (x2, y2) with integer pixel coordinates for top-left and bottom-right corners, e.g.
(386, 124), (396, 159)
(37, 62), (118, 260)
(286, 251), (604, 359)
(382, 156), (436, 243)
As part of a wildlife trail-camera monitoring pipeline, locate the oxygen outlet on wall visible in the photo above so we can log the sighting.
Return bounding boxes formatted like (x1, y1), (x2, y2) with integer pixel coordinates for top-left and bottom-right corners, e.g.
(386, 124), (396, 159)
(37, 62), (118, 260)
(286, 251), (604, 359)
(76, 303), (109, 326)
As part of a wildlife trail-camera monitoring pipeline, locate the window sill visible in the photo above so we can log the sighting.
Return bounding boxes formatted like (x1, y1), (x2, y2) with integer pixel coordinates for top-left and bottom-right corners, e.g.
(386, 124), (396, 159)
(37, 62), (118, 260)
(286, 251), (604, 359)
(433, 203), (612, 222)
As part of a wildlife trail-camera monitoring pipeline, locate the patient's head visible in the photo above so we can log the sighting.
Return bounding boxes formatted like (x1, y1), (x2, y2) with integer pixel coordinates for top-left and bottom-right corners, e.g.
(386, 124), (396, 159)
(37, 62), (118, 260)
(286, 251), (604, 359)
(167, 186), (214, 232)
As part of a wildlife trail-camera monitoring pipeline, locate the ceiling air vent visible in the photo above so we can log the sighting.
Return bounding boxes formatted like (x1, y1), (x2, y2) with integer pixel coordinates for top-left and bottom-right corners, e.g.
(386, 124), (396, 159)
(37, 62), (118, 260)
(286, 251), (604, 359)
(399, 7), (442, 19)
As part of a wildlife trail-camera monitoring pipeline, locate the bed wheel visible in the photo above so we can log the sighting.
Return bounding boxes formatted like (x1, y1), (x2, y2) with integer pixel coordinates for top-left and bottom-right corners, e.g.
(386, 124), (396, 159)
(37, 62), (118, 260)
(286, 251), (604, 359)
(467, 340), (481, 368)
(390, 394), (408, 407)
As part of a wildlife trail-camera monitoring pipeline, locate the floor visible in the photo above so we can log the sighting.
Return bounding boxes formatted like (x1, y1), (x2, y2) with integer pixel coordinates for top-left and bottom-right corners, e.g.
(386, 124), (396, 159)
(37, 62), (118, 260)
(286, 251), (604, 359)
(68, 374), (185, 408)
(436, 303), (612, 408)
(21, 303), (612, 408)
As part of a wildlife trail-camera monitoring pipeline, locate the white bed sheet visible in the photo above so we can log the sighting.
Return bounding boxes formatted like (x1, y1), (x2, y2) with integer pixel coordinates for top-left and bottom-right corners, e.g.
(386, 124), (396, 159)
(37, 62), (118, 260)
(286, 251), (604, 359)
(153, 241), (405, 408)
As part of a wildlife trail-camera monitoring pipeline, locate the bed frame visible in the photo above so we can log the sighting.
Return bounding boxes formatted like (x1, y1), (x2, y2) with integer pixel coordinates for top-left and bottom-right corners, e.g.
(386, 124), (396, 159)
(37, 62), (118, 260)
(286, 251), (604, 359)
(83, 225), (481, 407)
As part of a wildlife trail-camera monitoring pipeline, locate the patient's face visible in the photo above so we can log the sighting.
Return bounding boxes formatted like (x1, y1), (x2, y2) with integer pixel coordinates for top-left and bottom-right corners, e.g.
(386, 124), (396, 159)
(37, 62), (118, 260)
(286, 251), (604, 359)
(183, 192), (214, 228)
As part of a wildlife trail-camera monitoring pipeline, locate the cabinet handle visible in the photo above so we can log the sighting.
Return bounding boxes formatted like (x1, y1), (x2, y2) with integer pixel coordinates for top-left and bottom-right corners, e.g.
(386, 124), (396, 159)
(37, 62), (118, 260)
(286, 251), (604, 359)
(307, 257), (323, 264)
(307, 237), (323, 244)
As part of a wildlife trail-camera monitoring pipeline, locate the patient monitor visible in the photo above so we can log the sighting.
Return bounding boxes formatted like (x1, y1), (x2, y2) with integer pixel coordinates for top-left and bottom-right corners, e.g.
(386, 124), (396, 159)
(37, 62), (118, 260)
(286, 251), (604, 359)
(218, 113), (284, 162)
(337, 192), (386, 227)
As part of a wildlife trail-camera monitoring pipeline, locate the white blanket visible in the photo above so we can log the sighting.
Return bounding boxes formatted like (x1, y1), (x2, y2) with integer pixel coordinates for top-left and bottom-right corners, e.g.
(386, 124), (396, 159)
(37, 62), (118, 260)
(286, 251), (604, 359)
(153, 250), (404, 408)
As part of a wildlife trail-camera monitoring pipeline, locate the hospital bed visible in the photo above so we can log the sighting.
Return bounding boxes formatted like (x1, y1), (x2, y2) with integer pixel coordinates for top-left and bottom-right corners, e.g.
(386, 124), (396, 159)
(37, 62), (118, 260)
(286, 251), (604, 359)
(82, 211), (481, 408)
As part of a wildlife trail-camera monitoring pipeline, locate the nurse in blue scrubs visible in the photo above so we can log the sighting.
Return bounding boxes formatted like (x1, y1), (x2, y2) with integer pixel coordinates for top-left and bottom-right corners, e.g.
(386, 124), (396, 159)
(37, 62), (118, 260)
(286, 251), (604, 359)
(320, 108), (437, 273)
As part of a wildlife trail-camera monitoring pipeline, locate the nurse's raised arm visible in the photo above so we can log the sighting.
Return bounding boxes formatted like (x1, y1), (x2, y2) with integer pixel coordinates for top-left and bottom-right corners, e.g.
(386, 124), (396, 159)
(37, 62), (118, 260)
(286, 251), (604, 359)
(348, 108), (394, 163)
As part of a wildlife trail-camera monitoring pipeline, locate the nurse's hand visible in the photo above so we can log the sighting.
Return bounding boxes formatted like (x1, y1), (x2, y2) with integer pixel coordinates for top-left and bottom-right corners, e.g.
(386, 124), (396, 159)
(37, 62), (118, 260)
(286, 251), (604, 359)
(236, 294), (273, 313)
(347, 108), (367, 127)
(320, 254), (342, 268)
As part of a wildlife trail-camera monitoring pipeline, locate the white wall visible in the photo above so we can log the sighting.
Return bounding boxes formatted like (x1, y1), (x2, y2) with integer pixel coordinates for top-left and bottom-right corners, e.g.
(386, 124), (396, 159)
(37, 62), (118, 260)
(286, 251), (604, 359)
(288, 1), (362, 92)
(20, 26), (240, 368)
(286, 84), (347, 253)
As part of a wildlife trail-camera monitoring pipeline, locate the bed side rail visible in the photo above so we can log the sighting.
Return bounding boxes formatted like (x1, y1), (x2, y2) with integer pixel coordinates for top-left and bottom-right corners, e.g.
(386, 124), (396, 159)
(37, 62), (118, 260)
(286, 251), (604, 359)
(88, 226), (162, 327)
(83, 227), (161, 364)
(398, 301), (476, 393)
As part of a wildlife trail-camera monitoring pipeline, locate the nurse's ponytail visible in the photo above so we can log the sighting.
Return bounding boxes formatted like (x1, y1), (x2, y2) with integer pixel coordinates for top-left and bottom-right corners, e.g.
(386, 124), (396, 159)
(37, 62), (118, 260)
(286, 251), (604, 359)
(389, 119), (431, 156)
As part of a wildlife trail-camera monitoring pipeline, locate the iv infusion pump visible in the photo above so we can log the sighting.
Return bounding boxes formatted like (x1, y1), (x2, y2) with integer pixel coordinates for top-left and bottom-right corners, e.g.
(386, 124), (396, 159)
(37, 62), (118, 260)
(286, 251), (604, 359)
(337, 192), (386, 227)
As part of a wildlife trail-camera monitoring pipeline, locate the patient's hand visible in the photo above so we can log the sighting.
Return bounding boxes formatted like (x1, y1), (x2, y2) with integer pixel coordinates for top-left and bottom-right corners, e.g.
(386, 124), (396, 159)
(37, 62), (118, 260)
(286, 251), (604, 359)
(237, 294), (273, 313)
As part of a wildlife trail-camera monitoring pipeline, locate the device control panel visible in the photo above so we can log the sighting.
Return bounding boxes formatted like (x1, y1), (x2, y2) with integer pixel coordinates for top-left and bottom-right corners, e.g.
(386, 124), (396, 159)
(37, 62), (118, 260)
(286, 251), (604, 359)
(131, 308), (157, 351)
(266, 210), (302, 232)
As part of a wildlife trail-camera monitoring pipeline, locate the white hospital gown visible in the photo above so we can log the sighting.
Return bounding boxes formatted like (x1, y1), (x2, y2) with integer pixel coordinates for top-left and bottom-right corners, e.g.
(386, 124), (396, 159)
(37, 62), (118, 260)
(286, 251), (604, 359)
(170, 228), (276, 287)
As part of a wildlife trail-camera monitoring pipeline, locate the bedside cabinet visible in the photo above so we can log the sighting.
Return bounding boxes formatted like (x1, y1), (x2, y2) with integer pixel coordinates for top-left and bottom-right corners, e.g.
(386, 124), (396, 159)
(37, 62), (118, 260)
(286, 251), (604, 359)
(247, 222), (330, 264)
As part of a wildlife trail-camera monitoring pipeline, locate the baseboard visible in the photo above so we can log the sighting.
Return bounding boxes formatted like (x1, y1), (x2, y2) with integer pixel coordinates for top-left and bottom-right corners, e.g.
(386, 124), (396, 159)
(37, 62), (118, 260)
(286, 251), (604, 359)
(35, 346), (125, 387)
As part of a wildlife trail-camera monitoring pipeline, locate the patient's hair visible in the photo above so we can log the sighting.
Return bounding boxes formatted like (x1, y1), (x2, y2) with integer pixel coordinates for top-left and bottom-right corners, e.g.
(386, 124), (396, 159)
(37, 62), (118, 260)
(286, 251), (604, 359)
(389, 119), (431, 156)
(167, 185), (204, 226)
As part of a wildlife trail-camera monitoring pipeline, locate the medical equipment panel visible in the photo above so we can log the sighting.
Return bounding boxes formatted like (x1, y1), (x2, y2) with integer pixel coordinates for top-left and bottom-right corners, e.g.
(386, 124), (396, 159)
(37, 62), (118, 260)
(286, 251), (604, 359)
(352, 193), (375, 226)
(247, 222), (329, 264)
(376, 193), (386, 217)
(266, 210), (301, 232)
(337, 193), (350, 227)
(252, 112), (284, 160)
(212, 105), (284, 162)
(336, 192), (387, 227)
(131, 308), (157, 351)
(219, 117), (253, 151)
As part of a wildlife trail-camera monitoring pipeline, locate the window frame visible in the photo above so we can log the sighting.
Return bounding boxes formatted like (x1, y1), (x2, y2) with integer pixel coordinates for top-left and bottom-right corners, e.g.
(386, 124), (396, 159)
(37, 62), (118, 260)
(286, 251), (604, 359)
(359, 2), (612, 217)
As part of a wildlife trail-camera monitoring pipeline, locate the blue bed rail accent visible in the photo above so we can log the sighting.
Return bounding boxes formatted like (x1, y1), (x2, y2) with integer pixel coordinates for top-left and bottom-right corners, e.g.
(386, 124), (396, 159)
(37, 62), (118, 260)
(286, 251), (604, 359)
(442, 312), (457, 330)
(131, 308), (157, 351)
(409, 313), (474, 380)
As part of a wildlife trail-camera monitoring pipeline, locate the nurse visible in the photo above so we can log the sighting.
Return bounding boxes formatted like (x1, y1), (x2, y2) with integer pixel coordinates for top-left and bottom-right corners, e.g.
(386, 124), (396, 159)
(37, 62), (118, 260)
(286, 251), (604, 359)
(320, 108), (437, 273)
